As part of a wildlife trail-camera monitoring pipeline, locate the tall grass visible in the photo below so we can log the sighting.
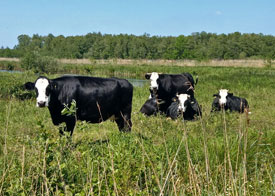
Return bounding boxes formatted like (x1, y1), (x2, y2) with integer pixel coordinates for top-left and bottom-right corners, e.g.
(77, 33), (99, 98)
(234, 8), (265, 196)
(0, 65), (274, 195)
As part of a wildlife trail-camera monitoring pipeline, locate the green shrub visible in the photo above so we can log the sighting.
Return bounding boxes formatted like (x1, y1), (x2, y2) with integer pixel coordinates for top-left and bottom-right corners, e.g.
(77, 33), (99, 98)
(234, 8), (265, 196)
(7, 62), (15, 71)
(0, 73), (36, 100)
(21, 52), (58, 73)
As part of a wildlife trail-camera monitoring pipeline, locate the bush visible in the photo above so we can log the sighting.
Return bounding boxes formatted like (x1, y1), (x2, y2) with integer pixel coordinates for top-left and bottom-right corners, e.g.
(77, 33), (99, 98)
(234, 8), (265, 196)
(21, 52), (58, 73)
(0, 73), (35, 100)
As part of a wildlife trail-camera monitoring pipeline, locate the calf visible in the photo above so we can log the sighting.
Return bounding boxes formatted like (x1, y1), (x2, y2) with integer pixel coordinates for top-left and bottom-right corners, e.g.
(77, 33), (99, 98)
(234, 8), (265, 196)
(140, 93), (165, 116)
(24, 75), (133, 135)
(211, 89), (249, 113)
(167, 94), (202, 121)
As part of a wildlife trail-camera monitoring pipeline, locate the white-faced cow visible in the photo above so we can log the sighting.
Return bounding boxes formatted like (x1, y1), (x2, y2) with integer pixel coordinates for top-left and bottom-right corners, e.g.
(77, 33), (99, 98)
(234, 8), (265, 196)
(167, 94), (202, 120)
(211, 89), (249, 113)
(24, 76), (133, 135)
(144, 72), (197, 114)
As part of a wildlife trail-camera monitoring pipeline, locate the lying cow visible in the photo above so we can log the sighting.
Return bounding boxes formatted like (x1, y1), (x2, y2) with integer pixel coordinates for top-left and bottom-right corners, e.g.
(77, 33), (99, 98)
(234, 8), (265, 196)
(211, 89), (249, 113)
(140, 93), (165, 116)
(167, 94), (202, 121)
(145, 72), (197, 113)
(24, 75), (133, 135)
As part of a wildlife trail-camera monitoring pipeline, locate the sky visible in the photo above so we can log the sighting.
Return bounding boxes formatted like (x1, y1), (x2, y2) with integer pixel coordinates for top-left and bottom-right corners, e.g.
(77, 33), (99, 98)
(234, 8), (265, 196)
(0, 0), (274, 48)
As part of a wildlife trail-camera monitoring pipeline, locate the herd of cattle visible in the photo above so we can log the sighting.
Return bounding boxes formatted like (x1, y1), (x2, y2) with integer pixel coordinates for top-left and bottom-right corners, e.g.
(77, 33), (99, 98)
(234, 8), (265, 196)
(24, 72), (249, 136)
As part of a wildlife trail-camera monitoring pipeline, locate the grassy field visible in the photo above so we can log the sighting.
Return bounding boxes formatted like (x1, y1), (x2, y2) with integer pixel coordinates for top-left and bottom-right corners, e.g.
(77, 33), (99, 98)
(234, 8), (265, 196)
(0, 65), (274, 195)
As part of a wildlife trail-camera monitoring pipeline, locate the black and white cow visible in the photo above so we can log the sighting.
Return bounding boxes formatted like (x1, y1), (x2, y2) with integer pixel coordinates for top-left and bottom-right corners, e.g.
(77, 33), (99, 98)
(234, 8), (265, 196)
(145, 72), (197, 113)
(167, 94), (202, 120)
(24, 76), (133, 135)
(211, 89), (249, 113)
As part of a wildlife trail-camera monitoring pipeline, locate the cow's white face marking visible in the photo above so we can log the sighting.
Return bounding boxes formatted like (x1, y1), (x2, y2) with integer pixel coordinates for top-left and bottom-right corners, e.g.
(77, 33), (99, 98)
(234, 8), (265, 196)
(35, 78), (50, 107)
(177, 94), (190, 112)
(219, 89), (228, 106)
(149, 72), (159, 90)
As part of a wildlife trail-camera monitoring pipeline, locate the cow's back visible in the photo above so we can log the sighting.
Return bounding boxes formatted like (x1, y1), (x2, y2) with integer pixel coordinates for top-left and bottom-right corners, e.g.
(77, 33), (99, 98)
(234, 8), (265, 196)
(227, 96), (249, 112)
(158, 74), (194, 96)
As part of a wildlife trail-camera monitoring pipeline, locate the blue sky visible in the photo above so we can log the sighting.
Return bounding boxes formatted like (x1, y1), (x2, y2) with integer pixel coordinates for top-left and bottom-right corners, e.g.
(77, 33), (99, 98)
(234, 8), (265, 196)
(0, 0), (274, 48)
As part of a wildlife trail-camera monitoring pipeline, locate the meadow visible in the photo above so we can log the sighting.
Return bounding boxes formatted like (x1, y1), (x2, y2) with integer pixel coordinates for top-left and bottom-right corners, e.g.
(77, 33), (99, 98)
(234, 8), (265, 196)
(0, 64), (274, 195)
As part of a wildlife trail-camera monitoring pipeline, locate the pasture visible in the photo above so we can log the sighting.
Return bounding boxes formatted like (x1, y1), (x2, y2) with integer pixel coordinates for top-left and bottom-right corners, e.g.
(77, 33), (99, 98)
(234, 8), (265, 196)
(0, 65), (274, 195)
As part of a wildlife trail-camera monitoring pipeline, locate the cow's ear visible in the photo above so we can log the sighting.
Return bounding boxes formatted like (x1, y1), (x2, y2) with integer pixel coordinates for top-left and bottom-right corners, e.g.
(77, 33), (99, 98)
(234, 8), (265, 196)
(172, 97), (178, 102)
(228, 93), (233, 96)
(24, 82), (35, 91)
(213, 93), (219, 97)
(145, 73), (151, 80)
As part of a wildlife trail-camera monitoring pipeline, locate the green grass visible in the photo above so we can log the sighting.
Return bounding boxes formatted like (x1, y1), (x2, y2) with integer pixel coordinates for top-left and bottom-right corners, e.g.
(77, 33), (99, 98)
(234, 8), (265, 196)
(0, 65), (275, 195)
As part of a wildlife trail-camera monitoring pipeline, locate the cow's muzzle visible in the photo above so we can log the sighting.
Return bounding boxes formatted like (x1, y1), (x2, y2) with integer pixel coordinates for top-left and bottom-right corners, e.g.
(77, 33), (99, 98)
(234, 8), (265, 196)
(152, 87), (158, 93)
(220, 103), (225, 109)
(37, 101), (46, 107)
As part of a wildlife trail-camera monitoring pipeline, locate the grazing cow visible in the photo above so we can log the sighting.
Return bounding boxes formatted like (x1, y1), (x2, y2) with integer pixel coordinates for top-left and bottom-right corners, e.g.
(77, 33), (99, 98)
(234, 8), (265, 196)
(167, 94), (202, 120)
(211, 89), (249, 113)
(145, 72), (197, 113)
(24, 76), (133, 135)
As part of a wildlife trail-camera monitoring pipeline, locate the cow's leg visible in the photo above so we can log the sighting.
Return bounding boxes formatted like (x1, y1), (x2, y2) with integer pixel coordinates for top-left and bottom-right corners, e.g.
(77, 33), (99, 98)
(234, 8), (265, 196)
(59, 127), (64, 135)
(65, 118), (76, 136)
(51, 119), (65, 135)
(115, 111), (132, 132)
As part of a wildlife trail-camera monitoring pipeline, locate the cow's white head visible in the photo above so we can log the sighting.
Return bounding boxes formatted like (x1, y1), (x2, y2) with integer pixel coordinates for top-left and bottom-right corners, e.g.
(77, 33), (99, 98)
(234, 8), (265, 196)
(145, 72), (159, 91)
(218, 89), (229, 106)
(35, 78), (51, 107)
(24, 77), (51, 108)
(213, 89), (233, 107)
(176, 94), (190, 113)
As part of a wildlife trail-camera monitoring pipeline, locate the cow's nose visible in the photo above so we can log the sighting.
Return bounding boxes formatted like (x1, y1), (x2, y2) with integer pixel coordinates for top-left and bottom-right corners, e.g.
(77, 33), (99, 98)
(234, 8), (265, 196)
(38, 101), (46, 107)
(152, 87), (158, 92)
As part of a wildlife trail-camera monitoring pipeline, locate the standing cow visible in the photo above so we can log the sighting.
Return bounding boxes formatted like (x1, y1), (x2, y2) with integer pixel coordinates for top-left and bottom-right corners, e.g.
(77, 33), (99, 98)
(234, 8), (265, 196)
(167, 94), (202, 120)
(211, 89), (249, 113)
(24, 76), (133, 135)
(144, 72), (197, 114)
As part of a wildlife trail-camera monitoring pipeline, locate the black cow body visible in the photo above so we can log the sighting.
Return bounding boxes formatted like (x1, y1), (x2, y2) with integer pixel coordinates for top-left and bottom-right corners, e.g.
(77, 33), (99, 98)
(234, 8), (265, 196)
(24, 76), (133, 135)
(140, 98), (158, 116)
(145, 72), (197, 114)
(212, 90), (249, 113)
(139, 94), (166, 116)
(167, 97), (201, 121)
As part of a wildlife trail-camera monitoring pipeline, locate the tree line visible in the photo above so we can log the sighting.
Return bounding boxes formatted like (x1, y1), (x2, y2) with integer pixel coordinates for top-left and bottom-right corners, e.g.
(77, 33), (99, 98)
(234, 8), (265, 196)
(1, 31), (275, 60)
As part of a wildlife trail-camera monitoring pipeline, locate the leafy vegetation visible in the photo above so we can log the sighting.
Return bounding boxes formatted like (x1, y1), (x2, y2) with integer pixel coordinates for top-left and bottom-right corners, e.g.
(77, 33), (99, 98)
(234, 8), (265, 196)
(0, 65), (274, 195)
(1, 32), (275, 60)
(20, 52), (58, 73)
